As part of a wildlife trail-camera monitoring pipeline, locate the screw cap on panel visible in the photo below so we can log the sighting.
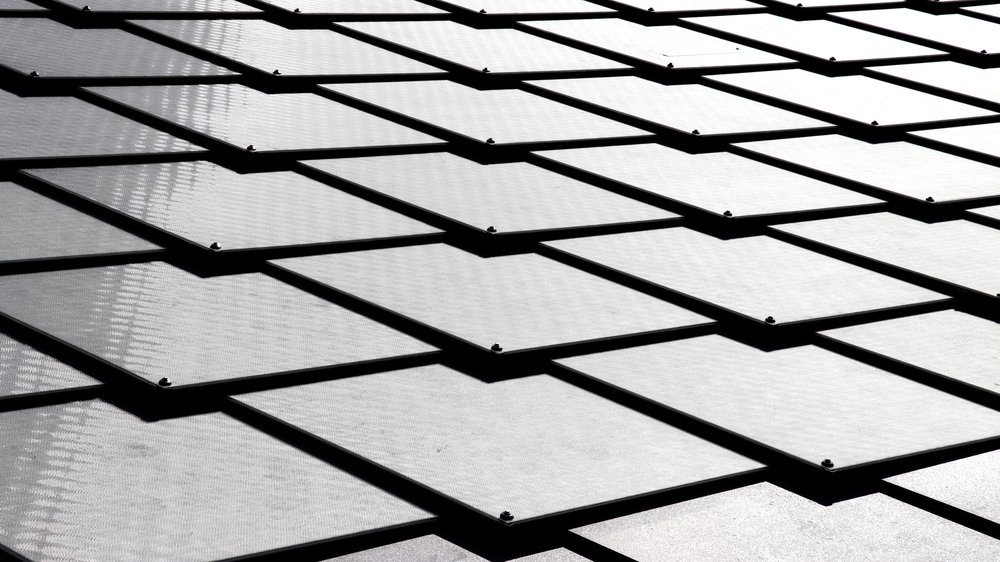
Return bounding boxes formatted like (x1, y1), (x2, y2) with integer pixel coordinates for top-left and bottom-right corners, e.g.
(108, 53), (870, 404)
(490, 343), (503, 353)
(499, 511), (514, 521)
(158, 377), (172, 387)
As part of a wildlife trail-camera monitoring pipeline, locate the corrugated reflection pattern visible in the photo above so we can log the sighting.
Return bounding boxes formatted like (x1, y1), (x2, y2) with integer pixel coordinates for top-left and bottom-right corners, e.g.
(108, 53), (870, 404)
(0, 334), (98, 398)
(443, 0), (610, 14)
(57, 0), (259, 12)
(259, 0), (444, 15)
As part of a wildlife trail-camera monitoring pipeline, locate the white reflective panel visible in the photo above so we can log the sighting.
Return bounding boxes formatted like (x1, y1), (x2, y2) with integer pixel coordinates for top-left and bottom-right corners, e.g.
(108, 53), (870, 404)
(528, 76), (829, 136)
(260, 0), (444, 13)
(888, 450), (1000, 525)
(324, 536), (485, 561)
(573, 483), (1000, 561)
(28, 162), (438, 251)
(0, 182), (158, 262)
(0, 90), (198, 161)
(325, 81), (648, 145)
(770, 0), (898, 6)
(0, 263), (434, 387)
(615, 0), (759, 12)
(0, 334), (99, 398)
(546, 229), (942, 324)
(0, 400), (430, 562)
(236, 366), (761, 520)
(439, 0), (611, 14)
(684, 13), (940, 62)
(340, 21), (627, 74)
(89, 84), (442, 152)
(524, 19), (790, 70)
(274, 244), (710, 352)
(134, 20), (441, 77)
(510, 549), (591, 562)
(869, 61), (1000, 105)
(912, 122), (1000, 160)
(775, 213), (1000, 297)
(971, 204), (1000, 222)
(57, 0), (258, 11)
(560, 336), (1000, 468)
(537, 144), (879, 218)
(305, 152), (674, 234)
(711, 69), (994, 126)
(964, 4), (1000, 20)
(737, 135), (1000, 203)
(837, 9), (1000, 54)
(0, 0), (44, 9)
(823, 310), (1000, 397)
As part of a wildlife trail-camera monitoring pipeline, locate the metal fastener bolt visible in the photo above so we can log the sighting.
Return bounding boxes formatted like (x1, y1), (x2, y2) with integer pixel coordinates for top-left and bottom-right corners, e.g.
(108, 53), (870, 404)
(499, 511), (514, 521)
(485, 137), (496, 145)
(491, 343), (503, 353)
(81, 4), (91, 11)
(667, 62), (674, 69)
(29, 70), (39, 77)
(982, 50), (989, 55)
(796, 2), (803, 6)
(210, 242), (222, 251)
(821, 458), (835, 469)
(691, 129), (701, 135)
(765, 316), (776, 324)
(486, 225), (498, 234)
(272, 69), (282, 76)
(925, 196), (935, 203)
(482, 67), (490, 73)
(647, 7), (655, 12)
(158, 377), (172, 387)
(246, 144), (257, 152)
(479, 8), (487, 14)
(293, 7), (301, 13)
(870, 120), (880, 126)
(723, 210), (733, 217)
(829, 57), (837, 62)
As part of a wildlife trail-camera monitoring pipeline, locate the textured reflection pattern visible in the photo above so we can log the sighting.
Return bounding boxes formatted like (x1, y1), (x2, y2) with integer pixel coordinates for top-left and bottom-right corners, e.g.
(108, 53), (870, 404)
(0, 182), (158, 262)
(441, 0), (610, 14)
(324, 535), (486, 561)
(0, 0), (45, 9)
(913, 122), (1000, 160)
(529, 77), (829, 136)
(870, 62), (1000, 105)
(538, 144), (878, 218)
(837, 9), (1000, 55)
(888, 449), (1000, 525)
(573, 483), (1000, 561)
(56, 0), (259, 11)
(327, 81), (647, 145)
(275, 244), (710, 352)
(616, 0), (758, 12)
(30, 162), (438, 251)
(560, 335), (1000, 468)
(0, 19), (232, 78)
(341, 21), (626, 74)
(525, 19), (789, 70)
(135, 20), (441, 77)
(0, 262), (435, 386)
(237, 366), (761, 520)
(509, 549), (592, 562)
(306, 152), (674, 233)
(0, 400), (430, 562)
(737, 135), (1000, 203)
(711, 69), (994, 126)
(0, 91), (198, 160)
(547, 229), (943, 324)
(0, 335), (98, 398)
(90, 84), (442, 152)
(259, 0), (444, 14)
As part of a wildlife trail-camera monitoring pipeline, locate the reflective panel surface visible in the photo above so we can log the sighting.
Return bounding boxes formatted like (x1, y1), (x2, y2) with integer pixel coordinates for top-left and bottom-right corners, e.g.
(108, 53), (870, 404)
(340, 21), (628, 74)
(912, 122), (1000, 160)
(259, 0), (444, 14)
(29, 162), (438, 251)
(57, 0), (259, 11)
(510, 549), (592, 562)
(546, 229), (943, 324)
(888, 450), (1000, 525)
(0, 0), (45, 9)
(560, 336), (1000, 468)
(775, 213), (1000, 297)
(0, 262), (435, 386)
(710, 69), (993, 126)
(528, 76), (829, 136)
(525, 19), (790, 70)
(134, 20), (441, 77)
(324, 535), (485, 561)
(822, 310), (1000, 397)
(573, 483), (1000, 560)
(0, 400), (431, 562)
(274, 244), (710, 352)
(615, 0), (759, 12)
(737, 135), (1000, 203)
(869, 61), (1000, 105)
(0, 181), (158, 262)
(537, 143), (879, 218)
(236, 366), (762, 520)
(0, 334), (99, 398)
(0, 90), (199, 160)
(684, 13), (940, 62)
(439, 0), (611, 14)
(305, 152), (675, 234)
(970, 204), (1000, 222)
(89, 84), (442, 152)
(837, 9), (1000, 55)
(326, 81), (648, 145)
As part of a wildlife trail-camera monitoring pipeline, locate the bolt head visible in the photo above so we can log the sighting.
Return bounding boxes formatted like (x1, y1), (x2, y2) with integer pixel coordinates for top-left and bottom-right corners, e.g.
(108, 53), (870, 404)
(490, 343), (503, 353)
(723, 210), (733, 217)
(158, 377), (172, 387)
(293, 7), (301, 13)
(485, 137), (496, 145)
(272, 69), (282, 76)
(820, 458), (835, 469)
(479, 8), (487, 13)
(667, 62), (674, 69)
(486, 225), (498, 234)
(691, 129), (701, 135)
(870, 120), (880, 127)
(482, 67), (490, 73)
(983, 50), (989, 55)
(764, 316), (776, 324)
(829, 56), (837, 62)
(209, 242), (222, 251)
(925, 196), (935, 203)
(647, 7), (654, 11)
(499, 511), (514, 521)
(246, 144), (257, 152)
(28, 70), (39, 77)
(81, 4), (91, 11)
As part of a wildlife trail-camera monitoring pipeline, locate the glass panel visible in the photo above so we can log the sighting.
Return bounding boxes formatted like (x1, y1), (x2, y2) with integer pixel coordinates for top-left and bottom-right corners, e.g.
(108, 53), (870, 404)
(888, 450), (1000, 525)
(963, 4), (1000, 19)
(573, 483), (1000, 560)
(0, 262), (435, 386)
(527, 76), (829, 136)
(536, 143), (879, 218)
(259, 0), (444, 14)
(324, 536), (485, 561)
(0, 181), (158, 262)
(89, 84), (442, 152)
(823, 310), (1000, 397)
(0, 334), (98, 398)
(912, 122), (1000, 160)
(684, 13), (940, 62)
(0, 90), (199, 160)
(614, 0), (759, 12)
(776, 213), (1000, 297)
(29, 162), (438, 251)
(710, 69), (993, 126)
(869, 61), (1000, 105)
(340, 21), (627, 74)
(770, 0), (898, 6)
(560, 335), (1000, 467)
(524, 19), (790, 70)
(837, 9), (1000, 55)
(546, 229), (942, 324)
(971, 204), (1000, 222)
(304, 152), (675, 234)
(273, 244), (710, 352)
(0, 400), (430, 562)
(510, 549), (591, 562)
(57, 0), (259, 11)
(134, 20), (441, 77)
(737, 134), (1000, 203)
(325, 81), (648, 145)
(440, 0), (611, 14)
(236, 366), (761, 520)
(0, 0), (45, 9)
